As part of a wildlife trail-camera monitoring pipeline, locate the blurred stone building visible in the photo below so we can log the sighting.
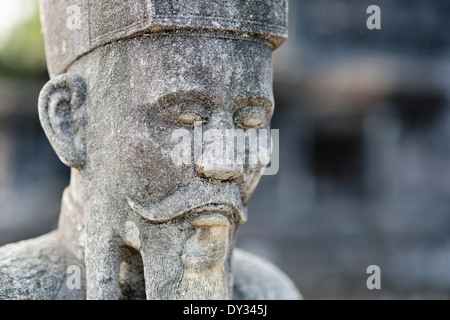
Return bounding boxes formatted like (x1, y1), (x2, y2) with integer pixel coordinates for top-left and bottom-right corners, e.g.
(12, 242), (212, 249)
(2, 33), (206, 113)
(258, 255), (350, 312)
(0, 0), (449, 299)
(238, 0), (450, 299)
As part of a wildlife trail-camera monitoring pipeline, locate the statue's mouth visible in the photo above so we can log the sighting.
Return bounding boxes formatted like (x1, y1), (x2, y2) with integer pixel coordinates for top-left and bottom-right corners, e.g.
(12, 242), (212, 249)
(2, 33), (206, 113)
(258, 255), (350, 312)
(128, 199), (241, 224)
(126, 180), (247, 224)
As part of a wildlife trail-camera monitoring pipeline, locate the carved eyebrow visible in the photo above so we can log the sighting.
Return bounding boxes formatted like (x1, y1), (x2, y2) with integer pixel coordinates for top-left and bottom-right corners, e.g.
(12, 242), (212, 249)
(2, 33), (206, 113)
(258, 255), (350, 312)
(232, 97), (274, 118)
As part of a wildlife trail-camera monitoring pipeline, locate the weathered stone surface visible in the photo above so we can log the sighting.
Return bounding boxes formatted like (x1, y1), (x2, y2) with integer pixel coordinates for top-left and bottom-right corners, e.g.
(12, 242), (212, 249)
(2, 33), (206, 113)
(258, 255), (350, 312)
(40, 0), (288, 76)
(0, 0), (300, 300)
(0, 232), (85, 300)
(0, 232), (299, 300)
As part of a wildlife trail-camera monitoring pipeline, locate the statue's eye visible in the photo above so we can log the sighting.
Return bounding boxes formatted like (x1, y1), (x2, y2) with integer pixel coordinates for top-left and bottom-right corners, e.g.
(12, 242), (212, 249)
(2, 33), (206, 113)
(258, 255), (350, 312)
(239, 116), (264, 128)
(234, 106), (267, 129)
(161, 101), (207, 126)
(177, 113), (203, 125)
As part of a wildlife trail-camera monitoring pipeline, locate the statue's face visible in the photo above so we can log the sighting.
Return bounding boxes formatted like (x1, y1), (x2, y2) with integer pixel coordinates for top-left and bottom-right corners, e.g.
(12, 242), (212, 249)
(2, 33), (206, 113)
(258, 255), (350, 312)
(82, 35), (273, 225)
(73, 34), (273, 299)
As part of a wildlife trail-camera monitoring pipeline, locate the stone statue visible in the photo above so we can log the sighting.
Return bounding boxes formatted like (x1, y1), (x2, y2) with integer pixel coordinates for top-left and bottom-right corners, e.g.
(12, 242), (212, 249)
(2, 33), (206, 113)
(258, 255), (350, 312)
(0, 0), (301, 300)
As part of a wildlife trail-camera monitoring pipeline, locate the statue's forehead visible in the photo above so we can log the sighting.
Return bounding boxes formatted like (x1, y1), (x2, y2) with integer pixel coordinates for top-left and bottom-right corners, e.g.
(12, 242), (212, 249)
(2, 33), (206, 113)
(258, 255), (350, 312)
(125, 36), (274, 105)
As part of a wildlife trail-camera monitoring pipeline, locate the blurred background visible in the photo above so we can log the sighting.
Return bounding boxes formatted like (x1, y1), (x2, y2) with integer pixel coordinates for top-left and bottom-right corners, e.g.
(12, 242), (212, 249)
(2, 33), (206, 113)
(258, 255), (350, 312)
(0, 0), (449, 299)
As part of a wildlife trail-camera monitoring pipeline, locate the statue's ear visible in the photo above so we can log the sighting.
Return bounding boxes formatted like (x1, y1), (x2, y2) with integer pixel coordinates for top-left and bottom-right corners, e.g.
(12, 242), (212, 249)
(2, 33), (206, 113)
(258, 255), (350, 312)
(38, 74), (87, 169)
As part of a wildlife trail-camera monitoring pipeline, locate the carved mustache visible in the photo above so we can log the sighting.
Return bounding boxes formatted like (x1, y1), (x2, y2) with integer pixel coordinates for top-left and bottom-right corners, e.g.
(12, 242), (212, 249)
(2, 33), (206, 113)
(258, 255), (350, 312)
(127, 180), (247, 224)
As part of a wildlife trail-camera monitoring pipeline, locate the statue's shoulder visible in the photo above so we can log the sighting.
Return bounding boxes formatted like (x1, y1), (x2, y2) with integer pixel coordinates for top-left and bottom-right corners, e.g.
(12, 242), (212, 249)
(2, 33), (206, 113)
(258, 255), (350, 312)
(232, 248), (302, 300)
(0, 236), (301, 300)
(0, 231), (85, 300)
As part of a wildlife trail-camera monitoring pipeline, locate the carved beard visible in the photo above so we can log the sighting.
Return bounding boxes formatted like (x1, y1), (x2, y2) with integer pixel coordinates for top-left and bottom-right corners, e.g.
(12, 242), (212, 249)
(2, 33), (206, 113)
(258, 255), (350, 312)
(117, 214), (236, 300)
(83, 151), (245, 300)
(178, 214), (231, 299)
(117, 182), (243, 299)
(83, 177), (242, 300)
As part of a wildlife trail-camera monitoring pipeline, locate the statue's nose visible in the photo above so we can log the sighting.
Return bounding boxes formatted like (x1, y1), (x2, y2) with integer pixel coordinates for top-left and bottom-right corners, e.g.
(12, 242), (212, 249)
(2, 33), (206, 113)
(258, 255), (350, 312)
(196, 147), (244, 181)
(193, 113), (244, 181)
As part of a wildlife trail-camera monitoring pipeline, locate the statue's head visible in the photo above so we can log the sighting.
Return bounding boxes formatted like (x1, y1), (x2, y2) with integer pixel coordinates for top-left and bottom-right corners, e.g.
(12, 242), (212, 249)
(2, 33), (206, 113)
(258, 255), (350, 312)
(38, 0), (287, 299)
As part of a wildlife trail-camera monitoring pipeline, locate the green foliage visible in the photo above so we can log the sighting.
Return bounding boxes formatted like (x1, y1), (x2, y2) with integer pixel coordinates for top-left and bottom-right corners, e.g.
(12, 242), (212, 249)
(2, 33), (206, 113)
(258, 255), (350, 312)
(0, 7), (47, 78)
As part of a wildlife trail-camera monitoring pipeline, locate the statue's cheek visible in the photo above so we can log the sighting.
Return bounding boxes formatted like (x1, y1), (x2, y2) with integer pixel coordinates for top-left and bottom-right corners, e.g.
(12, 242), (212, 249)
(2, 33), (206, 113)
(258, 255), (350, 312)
(122, 122), (194, 200)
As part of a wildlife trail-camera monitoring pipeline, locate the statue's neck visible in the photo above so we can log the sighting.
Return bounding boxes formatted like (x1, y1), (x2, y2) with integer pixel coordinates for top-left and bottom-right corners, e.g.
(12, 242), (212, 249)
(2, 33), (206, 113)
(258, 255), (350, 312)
(58, 168), (86, 262)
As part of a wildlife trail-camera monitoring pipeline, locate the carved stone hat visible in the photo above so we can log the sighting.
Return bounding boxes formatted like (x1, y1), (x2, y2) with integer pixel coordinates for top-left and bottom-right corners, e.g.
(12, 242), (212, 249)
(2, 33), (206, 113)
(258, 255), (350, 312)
(39, 0), (288, 77)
